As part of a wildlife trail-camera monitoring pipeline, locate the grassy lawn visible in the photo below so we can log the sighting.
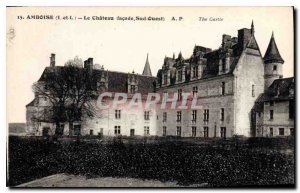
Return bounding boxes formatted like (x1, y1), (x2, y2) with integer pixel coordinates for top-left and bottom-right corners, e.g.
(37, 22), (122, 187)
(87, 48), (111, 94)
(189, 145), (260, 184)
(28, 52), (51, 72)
(7, 136), (295, 187)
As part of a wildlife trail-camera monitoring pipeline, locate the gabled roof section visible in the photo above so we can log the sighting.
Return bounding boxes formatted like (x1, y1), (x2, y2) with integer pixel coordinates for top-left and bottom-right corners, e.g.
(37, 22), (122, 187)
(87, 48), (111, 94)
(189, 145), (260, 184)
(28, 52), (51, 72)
(263, 32), (284, 64)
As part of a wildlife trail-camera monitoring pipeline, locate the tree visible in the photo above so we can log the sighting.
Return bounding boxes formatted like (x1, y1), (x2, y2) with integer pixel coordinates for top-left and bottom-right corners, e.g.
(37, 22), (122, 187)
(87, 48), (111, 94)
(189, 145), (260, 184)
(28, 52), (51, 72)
(32, 61), (100, 136)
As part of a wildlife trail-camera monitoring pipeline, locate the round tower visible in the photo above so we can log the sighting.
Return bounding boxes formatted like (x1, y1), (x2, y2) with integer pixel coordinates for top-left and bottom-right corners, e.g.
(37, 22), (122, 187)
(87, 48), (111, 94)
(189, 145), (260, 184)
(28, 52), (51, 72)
(263, 32), (284, 90)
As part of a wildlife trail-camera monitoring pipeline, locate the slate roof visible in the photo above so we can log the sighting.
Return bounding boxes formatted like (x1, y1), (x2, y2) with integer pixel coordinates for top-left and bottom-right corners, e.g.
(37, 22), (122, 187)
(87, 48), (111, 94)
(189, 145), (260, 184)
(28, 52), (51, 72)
(37, 66), (156, 95)
(263, 32), (284, 64)
(256, 77), (294, 102)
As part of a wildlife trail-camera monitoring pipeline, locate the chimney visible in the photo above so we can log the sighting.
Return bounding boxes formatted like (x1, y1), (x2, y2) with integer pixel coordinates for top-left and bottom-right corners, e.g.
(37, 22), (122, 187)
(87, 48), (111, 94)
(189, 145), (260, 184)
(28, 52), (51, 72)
(238, 28), (252, 49)
(50, 53), (55, 67)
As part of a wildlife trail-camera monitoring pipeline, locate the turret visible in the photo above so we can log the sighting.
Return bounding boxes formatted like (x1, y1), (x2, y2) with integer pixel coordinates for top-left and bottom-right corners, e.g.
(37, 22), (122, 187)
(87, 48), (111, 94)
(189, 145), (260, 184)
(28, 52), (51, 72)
(142, 53), (152, 76)
(263, 32), (284, 90)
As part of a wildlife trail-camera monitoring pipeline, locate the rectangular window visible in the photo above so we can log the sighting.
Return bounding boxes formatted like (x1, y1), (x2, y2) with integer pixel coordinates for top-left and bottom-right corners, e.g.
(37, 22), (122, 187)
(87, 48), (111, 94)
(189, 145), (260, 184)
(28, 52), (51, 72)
(144, 111), (150, 120)
(270, 110), (274, 120)
(252, 85), (255, 97)
(130, 129), (135, 137)
(192, 110), (197, 122)
(220, 127), (226, 138)
(204, 127), (209, 138)
(144, 126), (150, 136)
(177, 111), (182, 123)
(273, 65), (277, 71)
(176, 126), (181, 137)
(114, 126), (121, 135)
(279, 128), (285, 136)
(115, 110), (121, 119)
(90, 129), (94, 135)
(204, 109), (209, 122)
(290, 128), (294, 136)
(221, 82), (225, 95)
(74, 124), (81, 136)
(178, 89), (182, 101)
(192, 86), (198, 97)
(192, 126), (197, 137)
(220, 108), (225, 121)
(192, 66), (198, 78)
(177, 70), (182, 81)
(163, 126), (167, 136)
(270, 128), (273, 137)
(163, 112), (167, 122)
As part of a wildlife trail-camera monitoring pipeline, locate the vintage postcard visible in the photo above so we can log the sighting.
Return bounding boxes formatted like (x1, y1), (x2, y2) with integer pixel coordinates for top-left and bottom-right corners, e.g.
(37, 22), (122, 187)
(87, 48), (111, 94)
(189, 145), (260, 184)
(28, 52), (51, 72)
(6, 7), (295, 188)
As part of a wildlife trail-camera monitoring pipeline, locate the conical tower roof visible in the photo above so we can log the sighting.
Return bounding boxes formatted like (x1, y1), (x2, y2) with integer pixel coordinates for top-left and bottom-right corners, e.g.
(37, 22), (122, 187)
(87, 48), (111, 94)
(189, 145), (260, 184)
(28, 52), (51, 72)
(142, 53), (152, 76)
(263, 32), (284, 64)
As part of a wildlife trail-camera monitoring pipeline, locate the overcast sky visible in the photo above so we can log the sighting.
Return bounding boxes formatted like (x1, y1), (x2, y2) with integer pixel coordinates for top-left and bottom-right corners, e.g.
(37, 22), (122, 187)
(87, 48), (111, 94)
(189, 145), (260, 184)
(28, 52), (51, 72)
(7, 7), (294, 123)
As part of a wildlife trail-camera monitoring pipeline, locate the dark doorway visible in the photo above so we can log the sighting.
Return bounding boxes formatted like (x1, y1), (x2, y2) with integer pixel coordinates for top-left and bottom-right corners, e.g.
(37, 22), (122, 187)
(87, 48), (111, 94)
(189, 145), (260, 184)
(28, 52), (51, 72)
(220, 127), (226, 139)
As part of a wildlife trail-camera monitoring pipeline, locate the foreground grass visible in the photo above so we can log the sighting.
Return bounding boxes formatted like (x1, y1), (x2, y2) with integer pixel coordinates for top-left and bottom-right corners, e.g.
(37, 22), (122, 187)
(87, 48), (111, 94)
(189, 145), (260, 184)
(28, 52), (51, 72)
(7, 136), (295, 187)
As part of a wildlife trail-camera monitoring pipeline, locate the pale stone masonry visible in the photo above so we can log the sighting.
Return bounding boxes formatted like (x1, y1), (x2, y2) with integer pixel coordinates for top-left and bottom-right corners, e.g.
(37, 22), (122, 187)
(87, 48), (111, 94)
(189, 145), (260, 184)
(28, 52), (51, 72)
(26, 22), (294, 137)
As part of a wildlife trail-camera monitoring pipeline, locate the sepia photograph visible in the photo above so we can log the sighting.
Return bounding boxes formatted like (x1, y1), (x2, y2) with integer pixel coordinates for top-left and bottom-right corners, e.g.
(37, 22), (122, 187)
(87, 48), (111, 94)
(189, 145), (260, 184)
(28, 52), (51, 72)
(6, 6), (295, 188)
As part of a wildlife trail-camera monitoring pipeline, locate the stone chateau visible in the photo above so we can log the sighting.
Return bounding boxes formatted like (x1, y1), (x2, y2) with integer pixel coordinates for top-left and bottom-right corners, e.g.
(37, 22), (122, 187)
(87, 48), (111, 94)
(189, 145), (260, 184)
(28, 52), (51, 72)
(26, 22), (294, 138)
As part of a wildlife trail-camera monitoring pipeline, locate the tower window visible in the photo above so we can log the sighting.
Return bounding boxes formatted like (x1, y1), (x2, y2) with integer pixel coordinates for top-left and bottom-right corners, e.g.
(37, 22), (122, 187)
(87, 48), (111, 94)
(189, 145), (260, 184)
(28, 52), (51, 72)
(177, 111), (182, 123)
(252, 84), (255, 97)
(273, 65), (277, 71)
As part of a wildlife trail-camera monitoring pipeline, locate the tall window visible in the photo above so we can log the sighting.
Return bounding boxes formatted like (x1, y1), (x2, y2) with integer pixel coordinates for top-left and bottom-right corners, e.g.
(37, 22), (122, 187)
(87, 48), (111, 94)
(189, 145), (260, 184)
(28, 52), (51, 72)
(144, 111), (150, 120)
(220, 127), (226, 138)
(192, 126), (197, 137)
(115, 110), (121, 119)
(204, 109), (209, 122)
(269, 128), (273, 137)
(144, 126), (150, 136)
(177, 70), (182, 81)
(220, 108), (225, 121)
(177, 111), (182, 123)
(114, 126), (121, 135)
(176, 126), (181, 137)
(192, 110), (197, 122)
(270, 110), (274, 120)
(279, 128), (285, 136)
(221, 82), (225, 95)
(290, 128), (294, 136)
(130, 85), (136, 93)
(163, 126), (167, 136)
(178, 89), (182, 101)
(204, 127), (209, 138)
(252, 85), (255, 97)
(192, 86), (198, 97)
(192, 66), (198, 78)
(163, 112), (167, 122)
(273, 65), (277, 71)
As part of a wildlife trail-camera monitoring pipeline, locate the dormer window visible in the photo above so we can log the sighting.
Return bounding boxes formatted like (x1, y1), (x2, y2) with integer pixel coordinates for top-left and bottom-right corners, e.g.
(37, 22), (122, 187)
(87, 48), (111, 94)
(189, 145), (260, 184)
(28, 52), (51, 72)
(130, 85), (136, 93)
(192, 66), (198, 78)
(177, 70), (182, 81)
(222, 58), (226, 72)
(163, 74), (168, 85)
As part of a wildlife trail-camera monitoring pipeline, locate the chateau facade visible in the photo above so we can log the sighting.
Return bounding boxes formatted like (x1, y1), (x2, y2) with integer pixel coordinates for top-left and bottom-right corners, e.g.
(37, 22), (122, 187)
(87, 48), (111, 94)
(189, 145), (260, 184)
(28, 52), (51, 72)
(26, 22), (294, 138)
